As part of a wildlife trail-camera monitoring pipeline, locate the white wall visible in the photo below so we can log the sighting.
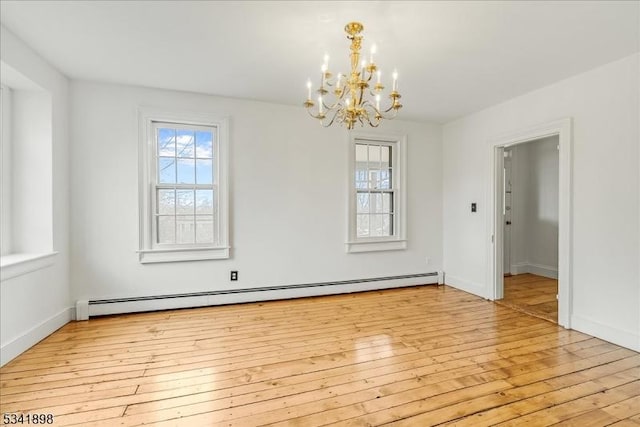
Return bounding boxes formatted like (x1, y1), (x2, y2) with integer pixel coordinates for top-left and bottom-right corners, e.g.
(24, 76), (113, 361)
(0, 86), (11, 255)
(443, 53), (639, 350)
(11, 90), (53, 253)
(70, 81), (442, 304)
(509, 136), (559, 278)
(0, 26), (71, 365)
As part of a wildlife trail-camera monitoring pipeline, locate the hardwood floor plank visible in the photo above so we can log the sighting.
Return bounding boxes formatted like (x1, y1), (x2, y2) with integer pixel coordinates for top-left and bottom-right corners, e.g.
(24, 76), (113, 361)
(1, 285), (637, 427)
(494, 381), (640, 426)
(498, 274), (558, 322)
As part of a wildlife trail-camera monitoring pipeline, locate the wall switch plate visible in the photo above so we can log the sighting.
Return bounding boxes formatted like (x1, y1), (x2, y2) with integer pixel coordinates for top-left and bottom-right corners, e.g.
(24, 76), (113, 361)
(471, 203), (477, 212)
(230, 271), (238, 281)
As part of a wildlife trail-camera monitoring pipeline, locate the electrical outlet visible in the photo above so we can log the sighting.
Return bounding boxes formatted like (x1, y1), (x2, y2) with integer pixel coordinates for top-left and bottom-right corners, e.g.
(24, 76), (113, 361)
(230, 271), (238, 281)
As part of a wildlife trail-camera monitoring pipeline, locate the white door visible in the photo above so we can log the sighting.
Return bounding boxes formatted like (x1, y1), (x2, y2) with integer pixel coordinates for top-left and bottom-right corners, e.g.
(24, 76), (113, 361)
(503, 151), (512, 275)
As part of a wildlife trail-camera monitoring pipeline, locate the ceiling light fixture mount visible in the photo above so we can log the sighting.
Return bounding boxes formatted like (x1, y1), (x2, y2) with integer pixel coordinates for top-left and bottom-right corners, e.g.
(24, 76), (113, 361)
(304, 22), (402, 129)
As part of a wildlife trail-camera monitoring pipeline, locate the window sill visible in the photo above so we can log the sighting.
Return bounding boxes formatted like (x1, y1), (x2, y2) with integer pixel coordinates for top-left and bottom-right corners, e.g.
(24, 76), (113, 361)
(138, 246), (230, 264)
(345, 239), (407, 253)
(1, 252), (59, 281)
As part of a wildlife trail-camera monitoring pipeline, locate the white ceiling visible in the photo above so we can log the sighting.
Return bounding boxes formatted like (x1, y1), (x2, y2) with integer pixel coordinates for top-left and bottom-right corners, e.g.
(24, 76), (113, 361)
(1, 1), (638, 123)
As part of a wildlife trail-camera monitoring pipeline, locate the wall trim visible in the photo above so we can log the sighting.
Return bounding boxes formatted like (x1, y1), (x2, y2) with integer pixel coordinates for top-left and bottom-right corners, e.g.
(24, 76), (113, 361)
(510, 262), (529, 275)
(444, 275), (486, 298)
(1, 307), (72, 366)
(572, 314), (639, 352)
(510, 262), (558, 279)
(0, 252), (58, 282)
(87, 273), (439, 317)
(525, 263), (558, 279)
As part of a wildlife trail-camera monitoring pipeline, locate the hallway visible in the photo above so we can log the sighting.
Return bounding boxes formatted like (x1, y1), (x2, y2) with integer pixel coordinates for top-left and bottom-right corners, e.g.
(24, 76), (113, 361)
(498, 273), (558, 323)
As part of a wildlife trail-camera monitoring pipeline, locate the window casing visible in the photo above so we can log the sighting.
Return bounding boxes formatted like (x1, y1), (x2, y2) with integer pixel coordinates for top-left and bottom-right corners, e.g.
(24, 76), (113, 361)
(138, 109), (229, 263)
(347, 132), (407, 253)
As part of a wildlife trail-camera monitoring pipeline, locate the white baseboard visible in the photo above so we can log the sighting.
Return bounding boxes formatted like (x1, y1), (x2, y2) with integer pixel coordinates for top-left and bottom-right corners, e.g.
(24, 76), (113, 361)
(88, 274), (440, 317)
(571, 314), (639, 352)
(510, 263), (529, 275)
(1, 307), (72, 366)
(444, 275), (486, 298)
(510, 262), (558, 279)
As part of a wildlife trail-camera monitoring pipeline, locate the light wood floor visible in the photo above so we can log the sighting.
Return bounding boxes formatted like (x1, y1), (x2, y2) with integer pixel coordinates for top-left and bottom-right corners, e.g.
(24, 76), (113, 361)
(1, 285), (639, 426)
(498, 274), (559, 323)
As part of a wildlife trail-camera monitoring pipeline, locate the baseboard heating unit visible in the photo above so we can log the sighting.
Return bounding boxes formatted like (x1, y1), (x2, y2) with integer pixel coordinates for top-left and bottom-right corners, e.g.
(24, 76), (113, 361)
(77, 272), (440, 319)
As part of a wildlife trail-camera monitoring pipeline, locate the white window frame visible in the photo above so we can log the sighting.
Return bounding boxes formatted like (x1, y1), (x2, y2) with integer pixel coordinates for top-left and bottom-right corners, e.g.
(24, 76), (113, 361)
(346, 132), (407, 253)
(138, 108), (230, 263)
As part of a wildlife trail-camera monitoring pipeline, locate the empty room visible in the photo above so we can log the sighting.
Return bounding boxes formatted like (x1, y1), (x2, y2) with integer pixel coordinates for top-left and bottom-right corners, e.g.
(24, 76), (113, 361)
(0, 1), (639, 426)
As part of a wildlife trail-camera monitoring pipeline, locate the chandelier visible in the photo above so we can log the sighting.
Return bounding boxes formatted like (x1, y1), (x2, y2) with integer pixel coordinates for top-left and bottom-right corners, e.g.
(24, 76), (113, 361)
(304, 22), (402, 129)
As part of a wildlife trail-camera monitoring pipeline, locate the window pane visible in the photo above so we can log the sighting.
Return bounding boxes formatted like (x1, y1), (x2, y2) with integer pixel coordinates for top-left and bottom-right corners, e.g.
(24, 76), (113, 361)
(381, 145), (390, 166)
(158, 128), (176, 156)
(370, 214), (384, 237)
(382, 192), (393, 213)
(368, 145), (381, 164)
(356, 192), (369, 214)
(176, 190), (194, 215)
(157, 216), (175, 244)
(158, 157), (176, 183)
(177, 159), (195, 184)
(195, 131), (213, 158)
(355, 144), (368, 162)
(383, 213), (393, 236)
(195, 189), (214, 214)
(370, 193), (383, 214)
(176, 130), (195, 158)
(196, 159), (213, 185)
(369, 170), (380, 189)
(379, 169), (391, 189)
(196, 215), (214, 244)
(355, 170), (368, 189)
(357, 214), (369, 237)
(157, 189), (175, 214)
(176, 215), (195, 244)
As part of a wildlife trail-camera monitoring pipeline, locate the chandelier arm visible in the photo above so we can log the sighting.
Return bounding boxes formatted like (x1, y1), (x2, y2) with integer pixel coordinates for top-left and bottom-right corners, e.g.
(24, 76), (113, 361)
(382, 104), (401, 114)
(363, 101), (397, 120)
(306, 108), (326, 120)
(322, 108), (342, 127)
(362, 103), (380, 121)
(324, 86), (348, 111)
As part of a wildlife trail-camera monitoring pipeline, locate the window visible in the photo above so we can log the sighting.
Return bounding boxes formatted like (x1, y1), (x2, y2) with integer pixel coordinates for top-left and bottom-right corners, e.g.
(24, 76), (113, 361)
(346, 133), (407, 253)
(0, 78), (58, 281)
(138, 109), (229, 263)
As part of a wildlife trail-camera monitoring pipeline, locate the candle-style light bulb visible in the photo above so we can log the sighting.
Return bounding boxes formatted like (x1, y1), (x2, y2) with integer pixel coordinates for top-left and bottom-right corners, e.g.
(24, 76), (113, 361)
(370, 44), (377, 63)
(375, 94), (381, 111)
(306, 79), (312, 99)
(323, 53), (330, 69)
(392, 70), (398, 91)
(361, 59), (366, 77)
(318, 96), (323, 113)
(336, 73), (342, 88)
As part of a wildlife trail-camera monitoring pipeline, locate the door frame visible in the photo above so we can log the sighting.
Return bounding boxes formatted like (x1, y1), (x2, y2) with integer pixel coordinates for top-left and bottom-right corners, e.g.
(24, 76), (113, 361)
(486, 118), (573, 328)
(503, 150), (512, 276)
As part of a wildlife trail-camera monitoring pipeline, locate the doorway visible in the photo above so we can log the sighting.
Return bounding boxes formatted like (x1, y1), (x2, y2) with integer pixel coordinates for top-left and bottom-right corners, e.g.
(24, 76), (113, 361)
(499, 138), (559, 322)
(488, 118), (572, 328)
